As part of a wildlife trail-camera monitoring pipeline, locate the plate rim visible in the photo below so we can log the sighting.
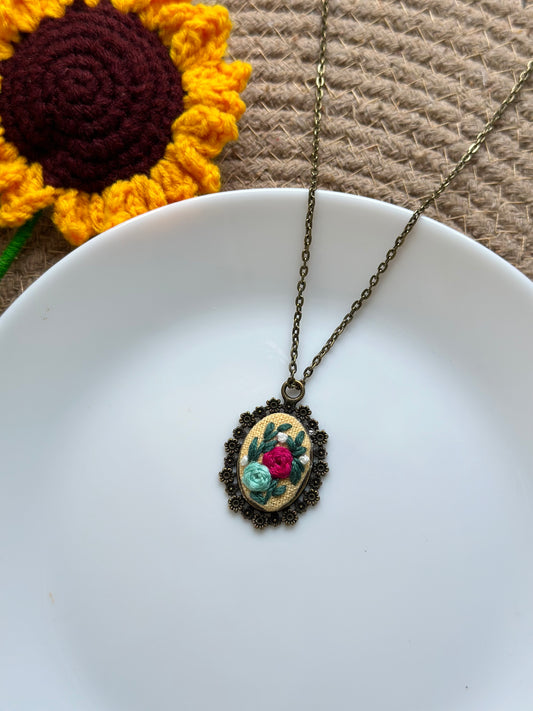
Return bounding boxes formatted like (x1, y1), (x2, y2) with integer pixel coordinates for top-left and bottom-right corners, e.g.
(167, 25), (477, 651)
(1, 187), (531, 326)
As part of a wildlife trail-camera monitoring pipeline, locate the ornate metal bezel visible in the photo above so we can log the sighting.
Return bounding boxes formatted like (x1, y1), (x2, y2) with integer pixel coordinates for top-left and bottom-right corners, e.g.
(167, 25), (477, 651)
(220, 398), (328, 529)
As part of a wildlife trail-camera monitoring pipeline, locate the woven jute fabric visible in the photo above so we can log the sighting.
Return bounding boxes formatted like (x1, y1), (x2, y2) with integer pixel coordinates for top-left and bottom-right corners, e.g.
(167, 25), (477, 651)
(1, 0), (531, 314)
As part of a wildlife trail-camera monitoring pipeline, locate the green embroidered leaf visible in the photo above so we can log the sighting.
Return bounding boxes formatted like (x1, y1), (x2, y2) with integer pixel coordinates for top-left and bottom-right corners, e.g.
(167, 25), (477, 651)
(264, 422), (275, 440)
(263, 487), (274, 504)
(289, 472), (301, 486)
(289, 460), (302, 486)
(272, 484), (286, 497)
(277, 423), (292, 432)
(295, 430), (305, 446)
(248, 437), (259, 461)
(292, 446), (306, 458)
(250, 492), (267, 505)
(292, 458), (304, 473)
(267, 479), (278, 493)
(260, 439), (277, 454)
(286, 435), (295, 450)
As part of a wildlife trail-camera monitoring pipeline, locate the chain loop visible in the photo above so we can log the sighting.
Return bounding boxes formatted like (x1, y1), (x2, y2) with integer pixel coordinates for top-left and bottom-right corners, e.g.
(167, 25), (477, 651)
(281, 378), (306, 404)
(286, 1), (532, 386)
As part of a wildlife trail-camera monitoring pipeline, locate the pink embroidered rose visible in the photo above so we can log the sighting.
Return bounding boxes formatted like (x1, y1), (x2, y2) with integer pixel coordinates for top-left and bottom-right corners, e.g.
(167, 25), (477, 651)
(262, 445), (293, 479)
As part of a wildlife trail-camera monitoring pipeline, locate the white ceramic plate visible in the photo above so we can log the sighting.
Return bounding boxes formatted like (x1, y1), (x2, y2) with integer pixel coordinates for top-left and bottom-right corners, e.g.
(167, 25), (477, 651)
(1, 189), (532, 711)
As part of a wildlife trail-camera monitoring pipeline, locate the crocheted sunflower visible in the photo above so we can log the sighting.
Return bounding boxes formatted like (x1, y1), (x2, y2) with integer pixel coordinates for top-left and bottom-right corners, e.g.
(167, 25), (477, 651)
(0, 0), (250, 250)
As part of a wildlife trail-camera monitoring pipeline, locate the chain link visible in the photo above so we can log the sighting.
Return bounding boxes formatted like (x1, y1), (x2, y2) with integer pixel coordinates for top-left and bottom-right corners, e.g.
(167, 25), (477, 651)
(286, 0), (532, 388)
(287, 0), (329, 382)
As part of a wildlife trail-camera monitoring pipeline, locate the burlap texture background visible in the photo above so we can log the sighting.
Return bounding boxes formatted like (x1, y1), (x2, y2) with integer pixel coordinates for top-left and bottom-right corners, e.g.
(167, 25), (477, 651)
(1, 0), (531, 315)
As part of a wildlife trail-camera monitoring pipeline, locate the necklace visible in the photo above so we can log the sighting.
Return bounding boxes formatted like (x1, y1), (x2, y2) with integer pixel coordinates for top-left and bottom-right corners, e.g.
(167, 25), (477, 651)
(219, 0), (533, 530)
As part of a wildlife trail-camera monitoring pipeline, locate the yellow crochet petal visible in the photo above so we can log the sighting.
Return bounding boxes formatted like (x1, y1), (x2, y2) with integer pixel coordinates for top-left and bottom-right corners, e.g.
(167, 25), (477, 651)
(185, 86), (246, 122)
(184, 61), (251, 96)
(53, 189), (108, 244)
(41, 0), (74, 19)
(169, 4), (231, 70)
(150, 3), (205, 47)
(89, 193), (106, 234)
(0, 7), (21, 43)
(0, 1), (44, 37)
(173, 134), (220, 194)
(0, 155), (30, 192)
(100, 175), (167, 231)
(53, 190), (95, 246)
(0, 0), (72, 43)
(0, 41), (14, 60)
(0, 132), (20, 162)
(0, 160), (55, 226)
(172, 105), (237, 158)
(183, 61), (251, 119)
(150, 153), (197, 202)
(138, 0), (193, 34)
(110, 0), (151, 14)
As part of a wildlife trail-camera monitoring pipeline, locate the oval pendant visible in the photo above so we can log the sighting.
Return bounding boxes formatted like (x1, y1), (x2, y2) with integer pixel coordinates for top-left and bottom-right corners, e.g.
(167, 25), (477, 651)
(220, 398), (328, 529)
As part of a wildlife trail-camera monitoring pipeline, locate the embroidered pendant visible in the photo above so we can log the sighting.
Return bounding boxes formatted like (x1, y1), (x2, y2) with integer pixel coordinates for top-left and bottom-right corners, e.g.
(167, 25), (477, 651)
(220, 398), (328, 528)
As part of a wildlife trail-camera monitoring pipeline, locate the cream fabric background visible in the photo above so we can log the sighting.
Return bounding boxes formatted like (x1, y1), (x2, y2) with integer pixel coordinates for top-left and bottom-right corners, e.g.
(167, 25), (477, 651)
(238, 412), (312, 511)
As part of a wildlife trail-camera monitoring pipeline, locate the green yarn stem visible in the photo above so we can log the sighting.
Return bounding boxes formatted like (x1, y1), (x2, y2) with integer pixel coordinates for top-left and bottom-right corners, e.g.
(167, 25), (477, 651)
(0, 211), (43, 282)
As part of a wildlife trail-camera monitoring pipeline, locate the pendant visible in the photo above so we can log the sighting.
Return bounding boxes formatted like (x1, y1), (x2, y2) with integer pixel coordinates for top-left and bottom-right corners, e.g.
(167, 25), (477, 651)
(220, 398), (328, 529)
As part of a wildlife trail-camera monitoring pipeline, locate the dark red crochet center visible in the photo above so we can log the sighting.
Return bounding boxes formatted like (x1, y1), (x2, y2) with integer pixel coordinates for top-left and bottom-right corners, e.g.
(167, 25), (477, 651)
(0, 0), (184, 193)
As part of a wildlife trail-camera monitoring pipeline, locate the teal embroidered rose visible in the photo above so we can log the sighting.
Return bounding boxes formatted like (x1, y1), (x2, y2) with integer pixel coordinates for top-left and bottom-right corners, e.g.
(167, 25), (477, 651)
(242, 462), (272, 492)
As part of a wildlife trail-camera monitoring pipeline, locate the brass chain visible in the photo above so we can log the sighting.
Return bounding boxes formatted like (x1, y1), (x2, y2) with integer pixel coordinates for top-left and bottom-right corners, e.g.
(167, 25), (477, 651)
(283, 0), (532, 403)
(287, 0), (329, 386)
